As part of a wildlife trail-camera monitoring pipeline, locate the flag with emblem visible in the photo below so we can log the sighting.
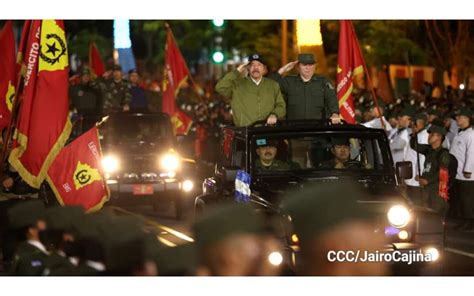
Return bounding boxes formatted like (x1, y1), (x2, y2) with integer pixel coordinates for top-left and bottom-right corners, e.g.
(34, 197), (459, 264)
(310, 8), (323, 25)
(46, 126), (109, 212)
(8, 20), (72, 188)
(0, 21), (16, 131)
(89, 42), (105, 78)
(162, 26), (193, 135)
(235, 170), (251, 203)
(336, 20), (365, 124)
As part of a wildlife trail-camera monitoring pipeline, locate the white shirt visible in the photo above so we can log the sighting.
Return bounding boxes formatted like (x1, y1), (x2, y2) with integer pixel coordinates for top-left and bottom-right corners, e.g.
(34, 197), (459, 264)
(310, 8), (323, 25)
(390, 127), (411, 165)
(363, 116), (393, 133)
(404, 128), (429, 187)
(27, 240), (49, 255)
(449, 126), (474, 181)
(250, 77), (262, 85)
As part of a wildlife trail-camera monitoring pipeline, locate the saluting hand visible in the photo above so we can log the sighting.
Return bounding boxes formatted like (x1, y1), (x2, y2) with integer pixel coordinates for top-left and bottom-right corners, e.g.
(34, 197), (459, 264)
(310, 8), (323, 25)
(277, 61), (298, 75)
(237, 62), (249, 74)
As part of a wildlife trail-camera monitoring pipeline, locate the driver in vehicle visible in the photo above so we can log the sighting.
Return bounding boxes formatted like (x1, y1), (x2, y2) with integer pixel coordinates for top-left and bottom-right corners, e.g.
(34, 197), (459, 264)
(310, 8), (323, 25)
(255, 139), (291, 172)
(319, 138), (370, 169)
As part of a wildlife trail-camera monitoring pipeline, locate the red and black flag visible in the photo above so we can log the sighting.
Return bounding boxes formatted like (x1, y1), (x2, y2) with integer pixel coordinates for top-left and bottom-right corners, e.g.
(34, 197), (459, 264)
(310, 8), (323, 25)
(8, 20), (72, 188)
(162, 27), (193, 135)
(336, 20), (365, 124)
(47, 126), (109, 212)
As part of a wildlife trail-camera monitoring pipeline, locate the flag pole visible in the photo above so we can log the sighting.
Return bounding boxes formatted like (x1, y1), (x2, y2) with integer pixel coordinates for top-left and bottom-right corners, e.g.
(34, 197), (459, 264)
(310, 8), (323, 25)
(0, 21), (31, 169)
(165, 23), (206, 102)
(348, 21), (385, 130)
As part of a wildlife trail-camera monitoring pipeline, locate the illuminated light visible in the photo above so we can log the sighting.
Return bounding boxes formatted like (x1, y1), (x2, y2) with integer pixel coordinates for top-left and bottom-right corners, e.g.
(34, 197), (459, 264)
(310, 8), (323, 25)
(102, 155), (120, 173)
(291, 234), (299, 244)
(160, 153), (181, 171)
(459, 83), (465, 90)
(106, 180), (118, 185)
(212, 19), (225, 28)
(387, 205), (410, 228)
(296, 20), (323, 46)
(398, 230), (409, 240)
(268, 251), (283, 266)
(425, 247), (440, 262)
(212, 51), (224, 63)
(182, 180), (194, 192)
(160, 171), (176, 178)
(113, 20), (132, 49)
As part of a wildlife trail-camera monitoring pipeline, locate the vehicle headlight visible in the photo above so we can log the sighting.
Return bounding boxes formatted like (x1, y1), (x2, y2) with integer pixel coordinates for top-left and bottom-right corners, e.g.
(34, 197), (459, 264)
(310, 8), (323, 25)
(102, 155), (120, 173)
(160, 153), (181, 171)
(182, 180), (194, 192)
(424, 247), (440, 262)
(387, 205), (410, 228)
(268, 251), (283, 266)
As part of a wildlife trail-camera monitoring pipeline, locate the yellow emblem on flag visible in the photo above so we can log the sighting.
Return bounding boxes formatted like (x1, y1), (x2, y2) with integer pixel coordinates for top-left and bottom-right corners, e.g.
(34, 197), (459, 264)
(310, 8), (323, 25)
(337, 65), (342, 74)
(39, 20), (68, 72)
(5, 81), (15, 112)
(73, 161), (101, 190)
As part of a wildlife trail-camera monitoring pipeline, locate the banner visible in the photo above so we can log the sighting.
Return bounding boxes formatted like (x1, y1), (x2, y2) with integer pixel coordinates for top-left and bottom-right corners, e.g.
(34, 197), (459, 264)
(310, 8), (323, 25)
(47, 126), (109, 212)
(9, 20), (72, 188)
(0, 21), (16, 131)
(89, 42), (105, 78)
(336, 20), (365, 124)
(162, 28), (193, 135)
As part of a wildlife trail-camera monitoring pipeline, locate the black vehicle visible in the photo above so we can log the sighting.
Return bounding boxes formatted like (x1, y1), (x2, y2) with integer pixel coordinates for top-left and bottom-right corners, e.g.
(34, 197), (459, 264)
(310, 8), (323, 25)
(100, 112), (197, 219)
(194, 120), (445, 274)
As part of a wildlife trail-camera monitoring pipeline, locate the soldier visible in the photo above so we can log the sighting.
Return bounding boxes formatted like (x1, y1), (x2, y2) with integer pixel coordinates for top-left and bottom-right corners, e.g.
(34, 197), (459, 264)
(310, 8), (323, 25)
(319, 138), (369, 170)
(7, 200), (49, 275)
(362, 99), (393, 134)
(41, 206), (84, 276)
(69, 67), (102, 131)
(390, 108), (415, 165)
(98, 64), (131, 114)
(271, 53), (340, 124)
(255, 139), (291, 172)
(193, 203), (284, 276)
(215, 54), (286, 127)
(404, 113), (430, 206)
(449, 107), (474, 231)
(410, 123), (457, 216)
(282, 181), (388, 275)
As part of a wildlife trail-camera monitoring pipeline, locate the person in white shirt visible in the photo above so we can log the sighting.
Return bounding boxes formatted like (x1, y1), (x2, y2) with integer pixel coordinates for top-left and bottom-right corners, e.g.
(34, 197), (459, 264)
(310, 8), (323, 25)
(404, 113), (429, 206)
(362, 100), (393, 134)
(390, 108), (415, 165)
(449, 107), (474, 231)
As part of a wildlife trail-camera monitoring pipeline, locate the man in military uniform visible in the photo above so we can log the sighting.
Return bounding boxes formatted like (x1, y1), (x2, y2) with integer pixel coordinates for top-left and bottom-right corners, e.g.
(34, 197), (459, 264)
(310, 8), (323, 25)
(255, 139), (290, 172)
(410, 123), (456, 216)
(282, 181), (387, 275)
(449, 107), (474, 230)
(7, 200), (49, 275)
(215, 54), (286, 127)
(271, 53), (340, 123)
(319, 138), (369, 169)
(193, 202), (284, 276)
(98, 64), (131, 115)
(69, 67), (102, 131)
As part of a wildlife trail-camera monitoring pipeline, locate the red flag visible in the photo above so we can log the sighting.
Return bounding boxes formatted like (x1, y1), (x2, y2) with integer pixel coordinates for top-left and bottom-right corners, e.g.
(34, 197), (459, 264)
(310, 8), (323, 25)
(336, 20), (365, 124)
(8, 20), (72, 188)
(162, 28), (193, 135)
(0, 21), (16, 131)
(46, 127), (109, 212)
(89, 42), (105, 78)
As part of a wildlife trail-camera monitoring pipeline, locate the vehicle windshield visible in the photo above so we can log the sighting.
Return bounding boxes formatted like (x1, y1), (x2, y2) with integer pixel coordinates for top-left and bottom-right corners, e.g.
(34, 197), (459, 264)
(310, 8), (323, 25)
(251, 133), (390, 175)
(102, 114), (172, 143)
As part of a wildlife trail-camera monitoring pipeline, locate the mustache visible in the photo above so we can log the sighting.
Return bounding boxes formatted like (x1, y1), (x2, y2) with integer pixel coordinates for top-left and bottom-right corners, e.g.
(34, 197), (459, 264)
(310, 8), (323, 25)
(264, 152), (272, 156)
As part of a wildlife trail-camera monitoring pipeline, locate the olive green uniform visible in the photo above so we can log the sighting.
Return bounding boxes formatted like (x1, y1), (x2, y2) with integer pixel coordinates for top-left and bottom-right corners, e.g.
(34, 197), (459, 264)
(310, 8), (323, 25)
(215, 70), (286, 127)
(255, 159), (290, 172)
(410, 137), (454, 215)
(42, 252), (77, 276)
(9, 242), (49, 276)
(270, 73), (338, 120)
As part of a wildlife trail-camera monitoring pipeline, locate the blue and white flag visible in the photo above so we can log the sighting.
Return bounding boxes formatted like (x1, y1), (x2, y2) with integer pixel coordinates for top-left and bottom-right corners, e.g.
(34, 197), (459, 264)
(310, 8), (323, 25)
(235, 170), (251, 203)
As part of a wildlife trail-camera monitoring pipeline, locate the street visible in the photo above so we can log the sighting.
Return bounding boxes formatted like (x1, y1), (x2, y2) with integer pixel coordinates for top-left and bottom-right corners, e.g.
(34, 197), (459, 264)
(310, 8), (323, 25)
(107, 200), (474, 276)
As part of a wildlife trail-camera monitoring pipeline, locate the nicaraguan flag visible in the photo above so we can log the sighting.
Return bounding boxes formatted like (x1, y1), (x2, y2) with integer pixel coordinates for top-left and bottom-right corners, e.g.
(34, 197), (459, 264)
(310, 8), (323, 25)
(235, 170), (251, 203)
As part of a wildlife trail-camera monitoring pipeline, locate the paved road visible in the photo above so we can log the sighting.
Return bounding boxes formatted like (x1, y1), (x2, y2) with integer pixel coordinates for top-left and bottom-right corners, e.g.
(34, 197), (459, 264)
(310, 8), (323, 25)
(114, 201), (474, 276)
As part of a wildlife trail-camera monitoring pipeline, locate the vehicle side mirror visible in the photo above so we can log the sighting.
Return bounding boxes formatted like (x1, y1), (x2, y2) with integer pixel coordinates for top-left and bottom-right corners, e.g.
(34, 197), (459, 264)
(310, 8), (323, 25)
(396, 161), (412, 180)
(216, 165), (240, 182)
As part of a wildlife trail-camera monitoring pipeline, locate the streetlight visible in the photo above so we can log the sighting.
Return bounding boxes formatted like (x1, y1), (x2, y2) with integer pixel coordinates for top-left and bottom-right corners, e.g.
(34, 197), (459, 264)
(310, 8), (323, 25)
(212, 19), (225, 28)
(212, 51), (224, 64)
